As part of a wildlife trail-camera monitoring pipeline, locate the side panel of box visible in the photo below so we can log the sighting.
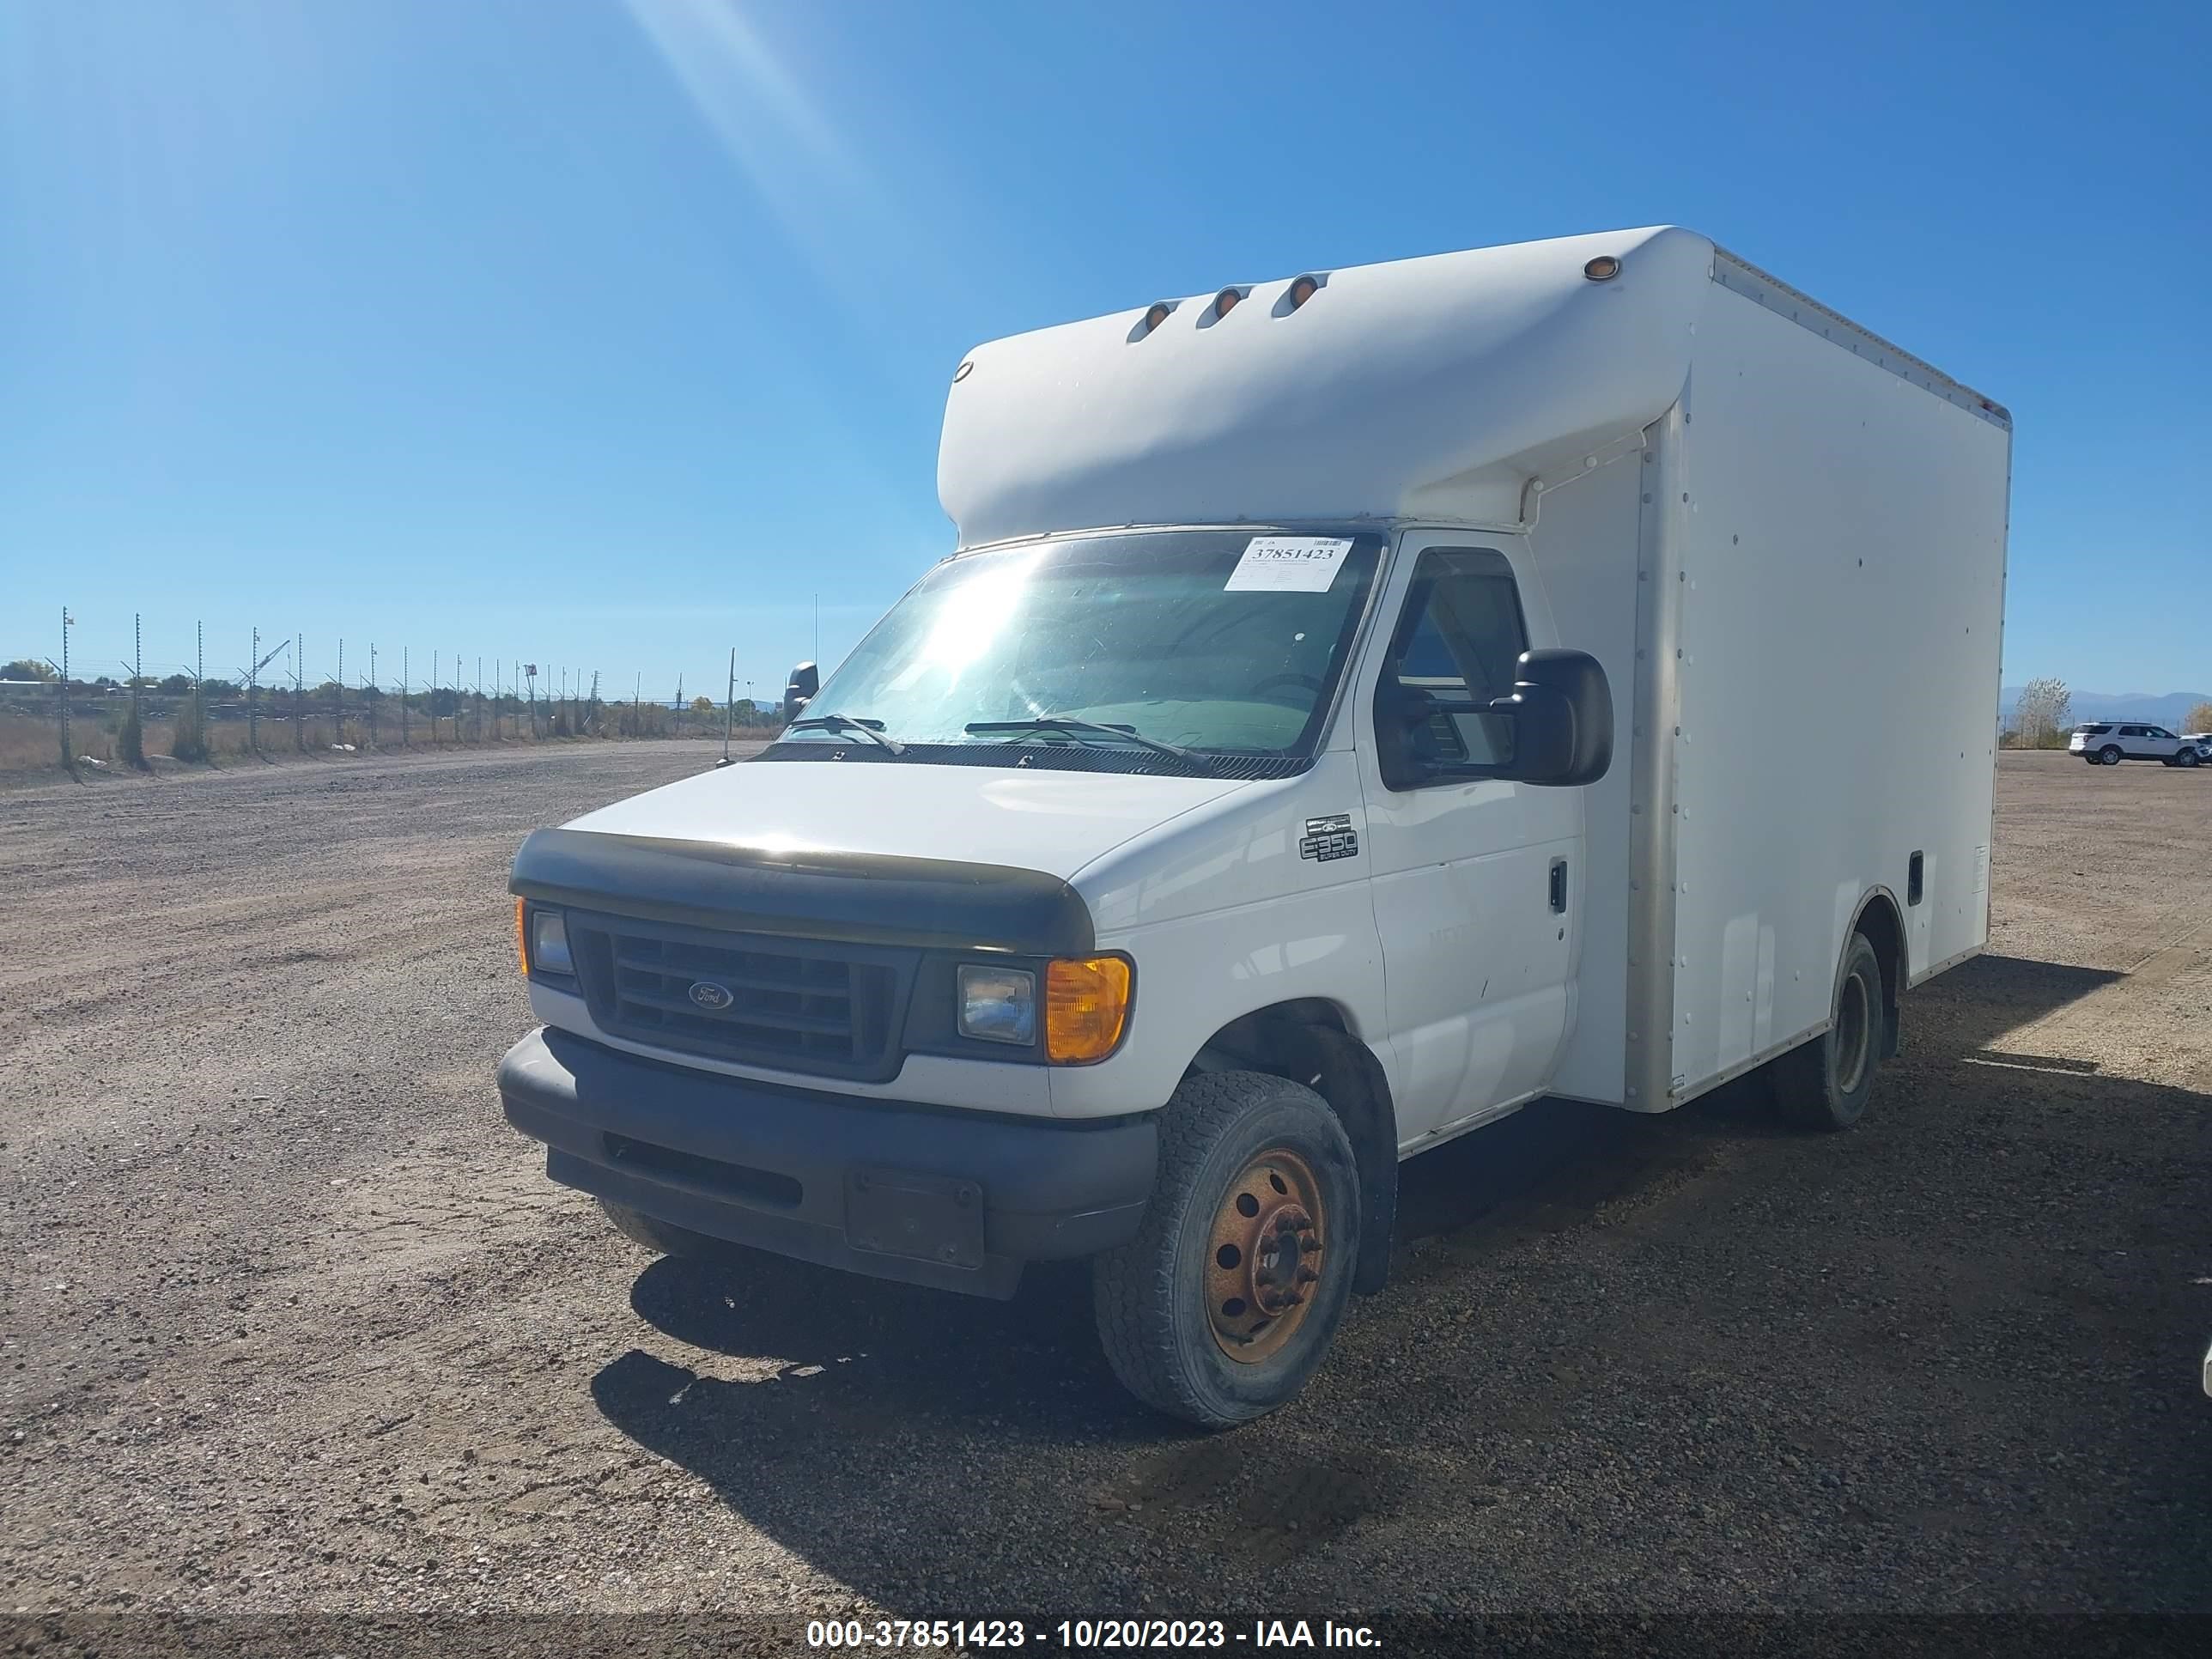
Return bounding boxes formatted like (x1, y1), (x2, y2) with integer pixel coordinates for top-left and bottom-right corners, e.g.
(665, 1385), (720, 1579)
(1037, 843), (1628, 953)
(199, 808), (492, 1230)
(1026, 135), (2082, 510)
(1661, 282), (2010, 1102)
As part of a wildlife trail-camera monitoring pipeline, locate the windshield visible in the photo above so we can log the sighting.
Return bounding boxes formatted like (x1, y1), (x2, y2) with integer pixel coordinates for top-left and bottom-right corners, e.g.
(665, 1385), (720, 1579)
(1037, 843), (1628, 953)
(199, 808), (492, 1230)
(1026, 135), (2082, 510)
(779, 529), (1383, 765)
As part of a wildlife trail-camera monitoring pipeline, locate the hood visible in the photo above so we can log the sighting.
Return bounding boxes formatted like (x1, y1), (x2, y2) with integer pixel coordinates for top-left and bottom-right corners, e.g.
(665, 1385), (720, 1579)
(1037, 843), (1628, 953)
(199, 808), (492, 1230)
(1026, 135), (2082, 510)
(562, 755), (1253, 883)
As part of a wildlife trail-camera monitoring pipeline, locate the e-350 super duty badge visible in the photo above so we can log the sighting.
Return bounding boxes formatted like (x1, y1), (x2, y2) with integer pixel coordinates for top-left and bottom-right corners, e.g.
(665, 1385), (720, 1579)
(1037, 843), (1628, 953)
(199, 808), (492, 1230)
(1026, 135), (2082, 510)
(1298, 813), (1358, 862)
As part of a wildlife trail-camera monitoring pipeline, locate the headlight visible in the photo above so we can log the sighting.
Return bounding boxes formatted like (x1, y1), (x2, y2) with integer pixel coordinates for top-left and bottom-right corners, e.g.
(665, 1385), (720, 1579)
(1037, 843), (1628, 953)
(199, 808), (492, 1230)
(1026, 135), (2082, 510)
(957, 965), (1036, 1045)
(530, 908), (574, 976)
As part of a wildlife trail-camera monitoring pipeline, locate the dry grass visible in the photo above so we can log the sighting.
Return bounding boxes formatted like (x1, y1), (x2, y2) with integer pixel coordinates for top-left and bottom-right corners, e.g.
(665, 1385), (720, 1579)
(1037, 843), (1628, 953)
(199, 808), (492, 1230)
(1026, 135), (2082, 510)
(0, 707), (786, 778)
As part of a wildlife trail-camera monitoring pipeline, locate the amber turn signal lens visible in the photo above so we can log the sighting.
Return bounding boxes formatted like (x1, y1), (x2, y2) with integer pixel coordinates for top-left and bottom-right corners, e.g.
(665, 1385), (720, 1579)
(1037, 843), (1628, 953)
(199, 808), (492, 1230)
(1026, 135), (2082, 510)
(1044, 956), (1133, 1064)
(515, 898), (529, 975)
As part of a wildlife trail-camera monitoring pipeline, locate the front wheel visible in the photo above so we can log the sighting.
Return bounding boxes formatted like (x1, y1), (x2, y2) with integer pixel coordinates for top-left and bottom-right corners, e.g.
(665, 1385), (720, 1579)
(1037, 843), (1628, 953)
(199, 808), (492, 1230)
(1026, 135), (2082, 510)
(2178, 749), (2200, 769)
(1771, 932), (1887, 1131)
(599, 1198), (716, 1257)
(1093, 1071), (1359, 1428)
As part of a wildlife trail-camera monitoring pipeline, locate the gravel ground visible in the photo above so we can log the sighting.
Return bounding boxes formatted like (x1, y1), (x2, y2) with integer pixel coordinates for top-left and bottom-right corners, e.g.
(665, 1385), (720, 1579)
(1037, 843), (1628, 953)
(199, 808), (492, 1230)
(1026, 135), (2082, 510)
(2, 744), (2208, 1650)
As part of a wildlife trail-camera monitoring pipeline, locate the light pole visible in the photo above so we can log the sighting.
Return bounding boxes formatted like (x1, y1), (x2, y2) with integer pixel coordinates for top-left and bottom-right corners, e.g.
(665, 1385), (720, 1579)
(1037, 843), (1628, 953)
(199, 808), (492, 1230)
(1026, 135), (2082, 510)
(717, 647), (736, 768)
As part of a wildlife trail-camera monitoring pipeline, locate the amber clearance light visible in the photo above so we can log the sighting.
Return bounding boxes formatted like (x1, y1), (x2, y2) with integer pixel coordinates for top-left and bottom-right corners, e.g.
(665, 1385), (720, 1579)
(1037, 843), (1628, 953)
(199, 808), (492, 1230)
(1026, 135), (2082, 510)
(1045, 956), (1133, 1064)
(514, 898), (529, 975)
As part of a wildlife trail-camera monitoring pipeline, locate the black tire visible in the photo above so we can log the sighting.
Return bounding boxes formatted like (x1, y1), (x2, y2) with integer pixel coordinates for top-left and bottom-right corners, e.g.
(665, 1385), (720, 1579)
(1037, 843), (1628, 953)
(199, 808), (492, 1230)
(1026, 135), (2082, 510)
(1771, 932), (1887, 1131)
(1093, 1071), (1359, 1428)
(599, 1198), (714, 1257)
(2179, 749), (2199, 769)
(2099, 745), (2122, 765)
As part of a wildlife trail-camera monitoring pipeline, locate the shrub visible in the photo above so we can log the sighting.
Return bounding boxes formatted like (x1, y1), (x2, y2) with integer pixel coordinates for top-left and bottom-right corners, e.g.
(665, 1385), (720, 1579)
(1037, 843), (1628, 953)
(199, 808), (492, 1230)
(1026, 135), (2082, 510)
(170, 690), (210, 763)
(118, 704), (147, 769)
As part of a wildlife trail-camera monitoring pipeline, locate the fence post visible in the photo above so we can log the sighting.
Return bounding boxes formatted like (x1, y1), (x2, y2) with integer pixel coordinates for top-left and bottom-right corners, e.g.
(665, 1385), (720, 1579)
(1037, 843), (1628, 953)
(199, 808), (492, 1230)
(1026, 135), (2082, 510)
(57, 607), (75, 771)
(131, 612), (143, 769)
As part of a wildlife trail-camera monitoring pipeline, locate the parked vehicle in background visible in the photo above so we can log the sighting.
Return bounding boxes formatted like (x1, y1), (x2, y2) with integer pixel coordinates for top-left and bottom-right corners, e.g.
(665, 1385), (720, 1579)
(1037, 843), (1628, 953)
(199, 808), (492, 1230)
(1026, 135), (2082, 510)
(2180, 732), (2212, 766)
(498, 227), (2011, 1426)
(2069, 722), (2195, 766)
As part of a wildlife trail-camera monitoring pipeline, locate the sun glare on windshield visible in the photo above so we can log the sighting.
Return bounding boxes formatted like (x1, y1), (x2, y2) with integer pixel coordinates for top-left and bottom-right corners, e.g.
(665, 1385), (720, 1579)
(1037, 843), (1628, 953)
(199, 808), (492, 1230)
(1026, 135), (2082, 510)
(886, 550), (1040, 695)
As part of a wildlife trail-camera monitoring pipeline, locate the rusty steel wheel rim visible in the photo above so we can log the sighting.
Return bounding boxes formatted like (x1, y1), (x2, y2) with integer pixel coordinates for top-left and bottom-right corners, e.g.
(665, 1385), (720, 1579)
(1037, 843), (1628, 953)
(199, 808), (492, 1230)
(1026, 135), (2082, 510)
(1205, 1146), (1326, 1362)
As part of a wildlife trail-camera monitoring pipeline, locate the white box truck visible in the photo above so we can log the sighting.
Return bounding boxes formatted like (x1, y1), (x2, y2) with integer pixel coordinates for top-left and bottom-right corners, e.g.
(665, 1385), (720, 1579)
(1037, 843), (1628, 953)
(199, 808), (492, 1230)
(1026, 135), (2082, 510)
(500, 226), (2011, 1426)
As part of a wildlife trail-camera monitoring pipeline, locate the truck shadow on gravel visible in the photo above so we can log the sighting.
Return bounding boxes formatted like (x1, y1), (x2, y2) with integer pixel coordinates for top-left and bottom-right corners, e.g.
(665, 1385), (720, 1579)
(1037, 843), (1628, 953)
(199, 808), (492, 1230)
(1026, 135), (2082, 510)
(587, 950), (2212, 1612)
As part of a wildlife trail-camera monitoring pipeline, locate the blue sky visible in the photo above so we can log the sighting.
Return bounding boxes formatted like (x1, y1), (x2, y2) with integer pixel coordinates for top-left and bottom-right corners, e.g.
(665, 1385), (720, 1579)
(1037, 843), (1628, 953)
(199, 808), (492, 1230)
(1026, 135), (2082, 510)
(3, 0), (2206, 701)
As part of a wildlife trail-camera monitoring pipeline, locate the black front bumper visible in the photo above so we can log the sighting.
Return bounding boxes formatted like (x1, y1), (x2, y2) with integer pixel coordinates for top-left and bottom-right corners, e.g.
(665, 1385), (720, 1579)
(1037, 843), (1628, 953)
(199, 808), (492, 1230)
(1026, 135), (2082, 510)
(498, 1027), (1158, 1299)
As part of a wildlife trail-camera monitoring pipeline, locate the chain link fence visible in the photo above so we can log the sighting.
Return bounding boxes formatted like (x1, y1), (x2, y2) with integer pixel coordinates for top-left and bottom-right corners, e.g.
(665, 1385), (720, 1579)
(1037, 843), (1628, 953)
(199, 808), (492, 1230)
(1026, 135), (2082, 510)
(1, 617), (787, 778)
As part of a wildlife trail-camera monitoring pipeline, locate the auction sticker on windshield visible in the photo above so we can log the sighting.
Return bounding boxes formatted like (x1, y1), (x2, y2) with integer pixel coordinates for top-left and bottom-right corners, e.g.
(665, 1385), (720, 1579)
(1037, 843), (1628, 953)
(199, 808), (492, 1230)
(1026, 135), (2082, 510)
(1224, 536), (1353, 592)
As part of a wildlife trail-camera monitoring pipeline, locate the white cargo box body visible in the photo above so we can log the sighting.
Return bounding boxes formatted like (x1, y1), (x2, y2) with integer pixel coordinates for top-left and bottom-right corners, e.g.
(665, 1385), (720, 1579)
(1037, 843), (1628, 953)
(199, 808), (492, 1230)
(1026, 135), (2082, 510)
(942, 227), (2010, 1112)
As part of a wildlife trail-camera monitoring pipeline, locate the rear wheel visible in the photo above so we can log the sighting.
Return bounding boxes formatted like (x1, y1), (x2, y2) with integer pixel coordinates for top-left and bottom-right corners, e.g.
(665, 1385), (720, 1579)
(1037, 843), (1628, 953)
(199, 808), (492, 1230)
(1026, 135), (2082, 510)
(1093, 1071), (1358, 1428)
(1772, 932), (1887, 1131)
(2099, 745), (2123, 765)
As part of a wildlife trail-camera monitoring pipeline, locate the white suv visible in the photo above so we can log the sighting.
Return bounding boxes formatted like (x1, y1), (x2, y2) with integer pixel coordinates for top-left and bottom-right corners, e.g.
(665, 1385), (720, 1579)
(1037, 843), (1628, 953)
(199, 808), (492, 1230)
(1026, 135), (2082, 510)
(2069, 721), (2198, 767)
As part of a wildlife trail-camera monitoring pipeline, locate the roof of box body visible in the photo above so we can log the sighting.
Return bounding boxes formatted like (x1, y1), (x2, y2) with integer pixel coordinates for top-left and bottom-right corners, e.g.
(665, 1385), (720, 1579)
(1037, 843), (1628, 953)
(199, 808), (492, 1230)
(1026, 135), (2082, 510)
(938, 227), (1708, 546)
(936, 226), (2003, 549)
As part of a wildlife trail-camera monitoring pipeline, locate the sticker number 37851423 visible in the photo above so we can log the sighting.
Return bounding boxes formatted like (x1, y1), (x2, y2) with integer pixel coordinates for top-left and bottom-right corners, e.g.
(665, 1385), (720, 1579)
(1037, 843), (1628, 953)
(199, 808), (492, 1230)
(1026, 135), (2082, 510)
(1224, 536), (1353, 593)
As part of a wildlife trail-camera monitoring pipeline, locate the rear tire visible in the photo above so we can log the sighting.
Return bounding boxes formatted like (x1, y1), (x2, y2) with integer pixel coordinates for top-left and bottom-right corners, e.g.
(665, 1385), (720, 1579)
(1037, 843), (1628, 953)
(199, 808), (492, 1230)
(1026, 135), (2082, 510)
(2099, 745), (2122, 765)
(1772, 932), (1887, 1132)
(1093, 1071), (1359, 1428)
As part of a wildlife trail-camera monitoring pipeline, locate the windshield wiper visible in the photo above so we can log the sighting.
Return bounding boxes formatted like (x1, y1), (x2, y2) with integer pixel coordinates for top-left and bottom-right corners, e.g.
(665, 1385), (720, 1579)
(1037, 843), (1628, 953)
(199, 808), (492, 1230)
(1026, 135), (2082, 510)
(785, 713), (904, 755)
(963, 715), (1203, 768)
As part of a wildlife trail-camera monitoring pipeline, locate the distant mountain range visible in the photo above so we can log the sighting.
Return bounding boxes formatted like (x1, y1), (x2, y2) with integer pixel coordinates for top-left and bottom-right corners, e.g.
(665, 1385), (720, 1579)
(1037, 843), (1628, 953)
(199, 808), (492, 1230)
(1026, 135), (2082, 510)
(1998, 688), (2212, 728)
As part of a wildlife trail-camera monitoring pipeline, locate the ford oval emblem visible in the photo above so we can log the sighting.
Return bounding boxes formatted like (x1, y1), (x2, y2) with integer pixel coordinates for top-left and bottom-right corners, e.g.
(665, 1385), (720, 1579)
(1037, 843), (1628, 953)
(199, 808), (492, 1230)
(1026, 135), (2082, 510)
(688, 980), (734, 1012)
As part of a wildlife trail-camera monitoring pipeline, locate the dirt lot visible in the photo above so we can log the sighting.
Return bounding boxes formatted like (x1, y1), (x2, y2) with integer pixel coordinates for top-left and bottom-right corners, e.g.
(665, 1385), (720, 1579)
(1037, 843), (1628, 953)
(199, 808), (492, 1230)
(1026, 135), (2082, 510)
(3, 745), (2209, 1650)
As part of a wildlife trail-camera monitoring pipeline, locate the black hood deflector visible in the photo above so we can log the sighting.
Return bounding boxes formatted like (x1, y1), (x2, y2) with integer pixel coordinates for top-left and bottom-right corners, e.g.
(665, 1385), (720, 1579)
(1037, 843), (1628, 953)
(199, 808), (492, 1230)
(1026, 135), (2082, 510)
(508, 828), (1095, 957)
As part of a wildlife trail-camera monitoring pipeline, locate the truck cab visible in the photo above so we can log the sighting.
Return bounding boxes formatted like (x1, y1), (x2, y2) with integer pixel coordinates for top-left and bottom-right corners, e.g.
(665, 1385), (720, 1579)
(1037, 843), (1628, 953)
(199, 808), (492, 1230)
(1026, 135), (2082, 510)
(501, 226), (2010, 1426)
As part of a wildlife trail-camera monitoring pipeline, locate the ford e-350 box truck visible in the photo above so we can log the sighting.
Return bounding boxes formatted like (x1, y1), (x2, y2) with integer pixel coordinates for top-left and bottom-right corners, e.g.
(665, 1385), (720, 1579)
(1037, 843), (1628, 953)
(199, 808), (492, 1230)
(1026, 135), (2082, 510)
(500, 226), (2010, 1426)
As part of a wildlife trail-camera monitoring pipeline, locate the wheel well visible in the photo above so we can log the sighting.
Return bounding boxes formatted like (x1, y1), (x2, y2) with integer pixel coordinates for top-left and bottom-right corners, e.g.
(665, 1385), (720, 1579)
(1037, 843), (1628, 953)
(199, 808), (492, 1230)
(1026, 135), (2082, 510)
(1188, 1002), (1398, 1295)
(1852, 890), (1905, 1059)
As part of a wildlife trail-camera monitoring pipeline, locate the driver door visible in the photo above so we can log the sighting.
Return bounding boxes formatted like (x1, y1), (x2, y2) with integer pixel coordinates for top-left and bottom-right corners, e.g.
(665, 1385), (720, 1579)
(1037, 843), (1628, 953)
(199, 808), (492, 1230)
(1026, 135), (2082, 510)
(1354, 535), (1579, 1146)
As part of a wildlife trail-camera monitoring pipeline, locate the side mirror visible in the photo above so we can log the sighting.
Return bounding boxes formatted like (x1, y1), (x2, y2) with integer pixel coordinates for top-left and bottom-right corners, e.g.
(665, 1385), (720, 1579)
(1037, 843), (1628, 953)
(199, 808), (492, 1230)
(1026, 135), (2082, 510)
(781, 660), (818, 725)
(1489, 649), (1612, 787)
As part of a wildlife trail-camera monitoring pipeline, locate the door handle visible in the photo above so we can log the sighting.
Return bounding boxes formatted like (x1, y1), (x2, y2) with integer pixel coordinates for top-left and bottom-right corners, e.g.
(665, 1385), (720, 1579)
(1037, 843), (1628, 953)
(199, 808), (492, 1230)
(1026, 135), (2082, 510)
(1549, 857), (1568, 913)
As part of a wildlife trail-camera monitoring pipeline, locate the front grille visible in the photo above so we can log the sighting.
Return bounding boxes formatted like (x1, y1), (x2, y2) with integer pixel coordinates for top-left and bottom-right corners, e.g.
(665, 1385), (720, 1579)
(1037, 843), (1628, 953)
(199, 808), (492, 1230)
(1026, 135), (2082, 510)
(567, 910), (912, 1082)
